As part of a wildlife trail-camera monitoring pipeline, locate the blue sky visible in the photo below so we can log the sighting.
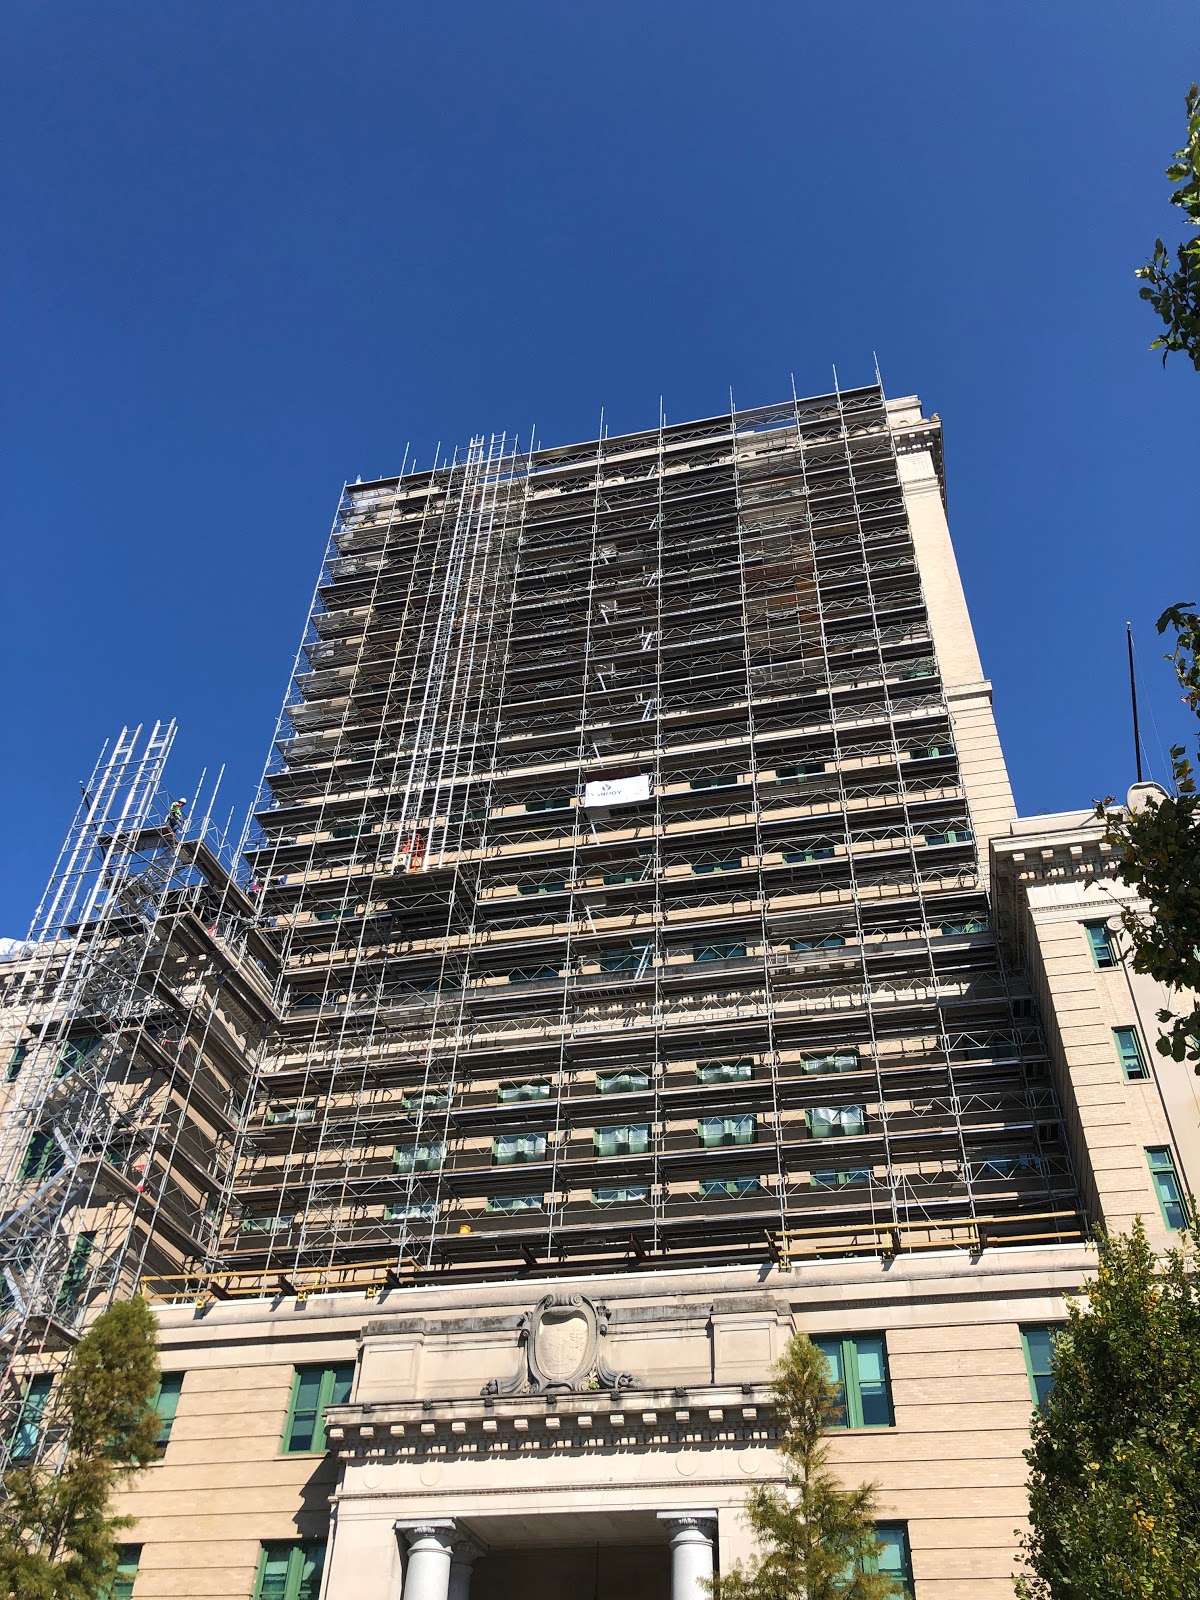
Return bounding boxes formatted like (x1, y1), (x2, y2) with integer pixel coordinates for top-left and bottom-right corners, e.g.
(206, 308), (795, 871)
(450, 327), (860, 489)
(2, 2), (1197, 935)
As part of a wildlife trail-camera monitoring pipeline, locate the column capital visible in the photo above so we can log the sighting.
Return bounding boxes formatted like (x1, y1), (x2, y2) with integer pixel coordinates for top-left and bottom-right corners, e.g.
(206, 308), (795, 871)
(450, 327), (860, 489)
(658, 1511), (718, 1536)
(450, 1534), (488, 1565)
(395, 1520), (458, 1552)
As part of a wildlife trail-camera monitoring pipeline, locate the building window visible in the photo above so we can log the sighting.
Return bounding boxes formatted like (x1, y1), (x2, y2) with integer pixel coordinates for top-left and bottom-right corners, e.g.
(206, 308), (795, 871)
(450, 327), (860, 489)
(597, 1069), (651, 1094)
(791, 934), (846, 951)
(600, 945), (651, 973)
(150, 1373), (184, 1458)
(696, 1057), (753, 1085)
(498, 1079), (551, 1103)
(776, 761), (825, 779)
(1021, 1325), (1061, 1409)
(594, 1124), (650, 1157)
(112, 1546), (142, 1600)
(400, 1090), (450, 1113)
(603, 867), (643, 885)
(282, 1364), (354, 1454)
(56, 1231), (95, 1312)
(517, 879), (566, 896)
(493, 1133), (546, 1166)
(393, 1141), (445, 1173)
(927, 827), (973, 846)
(1085, 921), (1118, 969)
(692, 940), (746, 962)
(487, 1194), (543, 1213)
(807, 1105), (867, 1139)
(689, 772), (738, 790)
(800, 1050), (860, 1076)
(57, 1034), (102, 1076)
(10, 1373), (53, 1461)
(525, 795), (568, 812)
(384, 1200), (437, 1222)
(698, 1115), (756, 1148)
(1113, 1027), (1149, 1082)
(5, 1042), (28, 1082)
(19, 1129), (63, 1182)
(592, 1186), (649, 1205)
(267, 1101), (318, 1123)
(691, 857), (743, 875)
(941, 917), (988, 935)
(811, 1168), (871, 1188)
(241, 1211), (296, 1234)
(783, 846), (835, 864)
(1147, 1147), (1189, 1231)
(699, 1176), (762, 1199)
(814, 1335), (893, 1428)
(909, 743), (952, 760)
(254, 1540), (326, 1600)
(866, 1525), (913, 1596)
(507, 966), (560, 985)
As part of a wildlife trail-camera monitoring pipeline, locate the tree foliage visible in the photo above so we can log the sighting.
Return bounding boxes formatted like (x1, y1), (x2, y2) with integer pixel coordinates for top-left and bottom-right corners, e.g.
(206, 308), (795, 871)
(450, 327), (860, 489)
(1136, 82), (1200, 369)
(1099, 604), (1200, 1069)
(716, 1334), (901, 1600)
(1016, 1222), (1200, 1600)
(0, 1296), (160, 1600)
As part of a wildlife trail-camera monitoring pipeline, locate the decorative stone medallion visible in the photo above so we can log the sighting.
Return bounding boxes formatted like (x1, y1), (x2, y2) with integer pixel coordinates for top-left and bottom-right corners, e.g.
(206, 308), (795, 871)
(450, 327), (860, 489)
(534, 1301), (591, 1384)
(482, 1292), (637, 1396)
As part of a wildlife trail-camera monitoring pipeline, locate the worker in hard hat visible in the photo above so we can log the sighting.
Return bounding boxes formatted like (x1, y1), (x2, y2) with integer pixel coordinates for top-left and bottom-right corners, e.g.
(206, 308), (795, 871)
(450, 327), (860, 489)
(167, 798), (187, 833)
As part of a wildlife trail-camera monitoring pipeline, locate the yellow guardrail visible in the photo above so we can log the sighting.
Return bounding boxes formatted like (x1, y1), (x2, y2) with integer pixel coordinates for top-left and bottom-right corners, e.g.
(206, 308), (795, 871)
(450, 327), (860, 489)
(140, 1257), (413, 1308)
(771, 1209), (1087, 1268)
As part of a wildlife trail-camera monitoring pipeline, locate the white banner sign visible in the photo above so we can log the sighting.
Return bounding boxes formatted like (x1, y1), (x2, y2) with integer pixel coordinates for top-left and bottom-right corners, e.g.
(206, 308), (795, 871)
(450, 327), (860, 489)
(583, 774), (652, 808)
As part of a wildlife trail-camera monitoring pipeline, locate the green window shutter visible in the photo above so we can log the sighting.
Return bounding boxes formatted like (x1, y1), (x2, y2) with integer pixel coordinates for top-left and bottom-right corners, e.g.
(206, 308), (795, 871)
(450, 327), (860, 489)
(697, 1115), (756, 1148)
(596, 1069), (651, 1094)
(152, 1373), (184, 1456)
(57, 1034), (102, 1076)
(1147, 1147), (1190, 1230)
(592, 1186), (649, 1205)
(5, 1043), (28, 1082)
(255, 1541), (327, 1600)
(594, 1124), (650, 1157)
(497, 1079), (550, 1103)
(813, 1335), (893, 1429)
(699, 1176), (762, 1199)
(811, 1168), (871, 1188)
(1085, 922), (1117, 969)
(55, 1231), (95, 1312)
(487, 1193), (543, 1213)
(10, 1373), (53, 1461)
(1020, 1325), (1060, 1408)
(493, 1133), (546, 1165)
(696, 1058), (753, 1085)
(800, 1050), (860, 1075)
(1113, 1027), (1149, 1081)
(111, 1545), (142, 1600)
(807, 1105), (867, 1139)
(20, 1129), (63, 1182)
(283, 1363), (354, 1454)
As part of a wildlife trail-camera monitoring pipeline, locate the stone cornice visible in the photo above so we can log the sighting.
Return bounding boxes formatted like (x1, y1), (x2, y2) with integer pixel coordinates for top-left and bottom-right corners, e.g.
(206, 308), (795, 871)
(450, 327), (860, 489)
(325, 1383), (778, 1458)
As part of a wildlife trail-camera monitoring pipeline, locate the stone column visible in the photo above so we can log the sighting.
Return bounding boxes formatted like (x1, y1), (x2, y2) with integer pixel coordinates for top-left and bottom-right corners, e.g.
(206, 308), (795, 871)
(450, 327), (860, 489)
(658, 1512), (718, 1600)
(395, 1522), (457, 1600)
(447, 1536), (486, 1600)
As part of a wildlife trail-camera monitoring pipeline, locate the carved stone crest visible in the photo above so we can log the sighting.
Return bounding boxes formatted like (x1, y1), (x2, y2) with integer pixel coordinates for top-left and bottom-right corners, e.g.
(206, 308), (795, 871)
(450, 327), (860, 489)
(482, 1293), (637, 1396)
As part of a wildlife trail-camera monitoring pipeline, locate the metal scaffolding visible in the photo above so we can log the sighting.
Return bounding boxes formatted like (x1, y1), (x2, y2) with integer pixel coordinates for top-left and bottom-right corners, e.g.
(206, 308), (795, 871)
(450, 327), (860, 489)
(0, 723), (273, 1469)
(217, 381), (1081, 1287)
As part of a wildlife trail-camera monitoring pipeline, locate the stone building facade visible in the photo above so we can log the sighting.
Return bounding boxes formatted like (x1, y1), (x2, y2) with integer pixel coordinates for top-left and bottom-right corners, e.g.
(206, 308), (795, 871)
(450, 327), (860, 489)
(1, 386), (1195, 1600)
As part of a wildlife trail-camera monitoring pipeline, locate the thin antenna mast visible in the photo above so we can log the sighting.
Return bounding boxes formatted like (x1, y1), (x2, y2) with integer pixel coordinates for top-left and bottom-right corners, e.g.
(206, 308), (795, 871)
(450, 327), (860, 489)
(1126, 622), (1144, 784)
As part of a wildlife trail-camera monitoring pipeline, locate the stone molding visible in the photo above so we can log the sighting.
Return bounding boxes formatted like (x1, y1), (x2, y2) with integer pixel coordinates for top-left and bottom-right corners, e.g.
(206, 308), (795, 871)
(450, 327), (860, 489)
(325, 1382), (777, 1459)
